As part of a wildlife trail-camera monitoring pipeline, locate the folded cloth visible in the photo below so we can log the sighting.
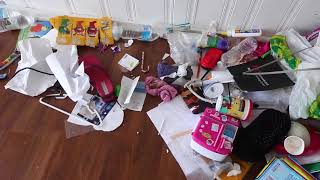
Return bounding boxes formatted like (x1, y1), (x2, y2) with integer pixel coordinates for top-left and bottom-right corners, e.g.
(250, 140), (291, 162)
(159, 85), (178, 102)
(270, 35), (301, 69)
(145, 76), (177, 102)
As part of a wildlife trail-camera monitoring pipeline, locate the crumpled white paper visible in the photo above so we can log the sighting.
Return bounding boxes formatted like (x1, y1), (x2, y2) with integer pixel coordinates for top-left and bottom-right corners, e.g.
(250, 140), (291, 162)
(46, 45), (90, 102)
(289, 62), (320, 119)
(5, 38), (57, 96)
(41, 29), (59, 48)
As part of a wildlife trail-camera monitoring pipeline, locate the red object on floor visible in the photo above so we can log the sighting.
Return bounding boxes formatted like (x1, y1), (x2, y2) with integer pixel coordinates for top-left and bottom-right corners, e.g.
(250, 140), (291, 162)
(200, 48), (224, 69)
(79, 54), (115, 102)
(274, 128), (320, 156)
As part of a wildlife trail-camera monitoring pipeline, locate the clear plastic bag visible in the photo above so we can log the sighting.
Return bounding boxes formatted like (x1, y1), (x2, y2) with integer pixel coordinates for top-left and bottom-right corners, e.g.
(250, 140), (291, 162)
(167, 32), (201, 65)
(0, 6), (34, 33)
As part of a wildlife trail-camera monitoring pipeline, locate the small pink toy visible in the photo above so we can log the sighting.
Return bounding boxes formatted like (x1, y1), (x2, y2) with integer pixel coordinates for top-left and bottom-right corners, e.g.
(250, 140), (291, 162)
(191, 108), (240, 161)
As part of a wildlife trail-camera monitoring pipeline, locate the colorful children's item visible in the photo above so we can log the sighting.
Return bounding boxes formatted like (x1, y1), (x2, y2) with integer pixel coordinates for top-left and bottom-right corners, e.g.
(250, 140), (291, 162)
(215, 95), (252, 121)
(86, 19), (99, 47)
(0, 50), (20, 71)
(256, 156), (316, 180)
(71, 18), (86, 45)
(50, 16), (114, 47)
(28, 21), (52, 37)
(99, 17), (114, 45)
(50, 16), (72, 45)
(190, 108), (240, 161)
(270, 35), (301, 69)
(199, 35), (229, 50)
(309, 94), (320, 120)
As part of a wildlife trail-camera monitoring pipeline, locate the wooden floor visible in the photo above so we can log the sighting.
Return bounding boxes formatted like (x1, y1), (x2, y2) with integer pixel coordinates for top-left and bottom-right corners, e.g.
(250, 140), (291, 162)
(0, 31), (262, 180)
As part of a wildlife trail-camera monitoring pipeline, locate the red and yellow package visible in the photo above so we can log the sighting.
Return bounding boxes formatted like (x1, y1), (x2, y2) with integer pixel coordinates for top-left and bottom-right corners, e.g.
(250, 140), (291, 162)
(85, 19), (99, 47)
(49, 16), (72, 45)
(99, 17), (114, 45)
(71, 17), (86, 46)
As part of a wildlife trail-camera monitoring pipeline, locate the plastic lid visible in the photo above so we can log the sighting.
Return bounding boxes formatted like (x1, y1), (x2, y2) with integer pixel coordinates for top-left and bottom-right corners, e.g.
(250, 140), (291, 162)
(203, 83), (224, 99)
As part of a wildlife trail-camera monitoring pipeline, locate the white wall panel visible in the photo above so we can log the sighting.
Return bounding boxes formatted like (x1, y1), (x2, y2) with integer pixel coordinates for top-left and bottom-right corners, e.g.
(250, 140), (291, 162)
(108, 0), (128, 21)
(29, 0), (70, 13)
(227, 0), (250, 29)
(4, 0), (320, 33)
(134, 0), (165, 24)
(194, 0), (224, 27)
(172, 0), (189, 24)
(73, 0), (103, 17)
(4, 0), (27, 7)
(291, 0), (320, 34)
(253, 0), (292, 33)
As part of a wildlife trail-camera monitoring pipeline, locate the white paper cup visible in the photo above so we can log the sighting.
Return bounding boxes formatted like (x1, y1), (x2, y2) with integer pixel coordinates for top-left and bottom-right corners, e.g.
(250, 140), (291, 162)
(284, 136), (305, 156)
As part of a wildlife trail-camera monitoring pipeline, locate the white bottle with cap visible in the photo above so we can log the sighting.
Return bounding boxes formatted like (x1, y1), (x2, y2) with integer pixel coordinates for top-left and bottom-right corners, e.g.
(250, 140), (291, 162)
(218, 28), (262, 37)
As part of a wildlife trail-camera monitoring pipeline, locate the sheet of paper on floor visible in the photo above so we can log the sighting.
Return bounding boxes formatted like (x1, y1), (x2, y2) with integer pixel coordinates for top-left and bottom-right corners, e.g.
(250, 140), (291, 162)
(118, 76), (146, 111)
(148, 96), (220, 180)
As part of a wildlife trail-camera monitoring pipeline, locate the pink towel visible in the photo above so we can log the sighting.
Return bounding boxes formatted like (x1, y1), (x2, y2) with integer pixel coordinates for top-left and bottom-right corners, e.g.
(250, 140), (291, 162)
(145, 76), (177, 102)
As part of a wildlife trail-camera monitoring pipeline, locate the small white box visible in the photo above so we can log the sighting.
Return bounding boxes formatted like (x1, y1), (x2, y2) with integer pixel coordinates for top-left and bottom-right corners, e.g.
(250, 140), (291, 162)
(118, 53), (140, 71)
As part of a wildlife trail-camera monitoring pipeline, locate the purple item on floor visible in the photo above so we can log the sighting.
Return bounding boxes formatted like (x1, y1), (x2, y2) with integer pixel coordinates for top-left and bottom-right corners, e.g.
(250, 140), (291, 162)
(157, 62), (178, 77)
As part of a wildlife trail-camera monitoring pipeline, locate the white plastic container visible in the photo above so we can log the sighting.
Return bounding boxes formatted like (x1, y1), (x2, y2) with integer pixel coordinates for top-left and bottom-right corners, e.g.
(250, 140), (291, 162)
(219, 28), (262, 37)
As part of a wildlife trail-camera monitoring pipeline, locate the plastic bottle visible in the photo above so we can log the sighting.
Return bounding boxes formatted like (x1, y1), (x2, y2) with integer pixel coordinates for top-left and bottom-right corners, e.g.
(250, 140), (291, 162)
(221, 37), (258, 66)
(0, 14), (34, 33)
(218, 28), (262, 37)
(120, 22), (159, 41)
(112, 21), (123, 41)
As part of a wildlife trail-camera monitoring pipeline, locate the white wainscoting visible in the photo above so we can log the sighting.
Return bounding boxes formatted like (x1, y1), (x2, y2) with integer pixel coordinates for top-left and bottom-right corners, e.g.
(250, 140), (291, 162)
(4, 0), (320, 34)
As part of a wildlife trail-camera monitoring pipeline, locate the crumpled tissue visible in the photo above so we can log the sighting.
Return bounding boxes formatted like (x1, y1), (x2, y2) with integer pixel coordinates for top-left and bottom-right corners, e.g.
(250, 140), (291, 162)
(46, 45), (90, 102)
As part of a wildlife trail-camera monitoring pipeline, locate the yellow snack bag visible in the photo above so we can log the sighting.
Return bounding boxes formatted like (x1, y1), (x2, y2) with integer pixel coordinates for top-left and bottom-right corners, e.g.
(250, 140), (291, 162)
(99, 17), (114, 45)
(85, 18), (99, 47)
(71, 17), (86, 46)
(50, 16), (72, 45)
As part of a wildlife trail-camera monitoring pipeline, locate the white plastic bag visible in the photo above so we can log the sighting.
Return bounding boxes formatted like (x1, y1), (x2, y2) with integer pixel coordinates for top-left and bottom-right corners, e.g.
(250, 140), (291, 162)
(5, 38), (57, 96)
(289, 62), (320, 119)
(283, 28), (320, 64)
(46, 45), (90, 102)
(167, 32), (201, 65)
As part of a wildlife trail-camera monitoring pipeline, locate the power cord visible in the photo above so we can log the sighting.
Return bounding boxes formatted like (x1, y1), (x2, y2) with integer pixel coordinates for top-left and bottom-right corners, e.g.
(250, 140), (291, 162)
(12, 67), (54, 78)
